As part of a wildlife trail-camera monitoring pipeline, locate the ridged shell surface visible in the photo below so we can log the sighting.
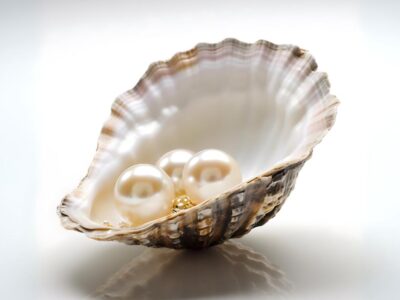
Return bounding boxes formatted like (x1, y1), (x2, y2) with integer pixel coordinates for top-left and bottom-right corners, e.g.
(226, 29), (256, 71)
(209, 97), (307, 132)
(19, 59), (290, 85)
(58, 38), (338, 249)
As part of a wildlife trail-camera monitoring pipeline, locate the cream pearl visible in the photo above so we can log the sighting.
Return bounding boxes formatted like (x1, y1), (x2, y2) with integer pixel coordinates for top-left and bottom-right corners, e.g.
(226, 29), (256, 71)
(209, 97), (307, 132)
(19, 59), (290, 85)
(156, 149), (194, 194)
(114, 164), (174, 226)
(182, 149), (242, 204)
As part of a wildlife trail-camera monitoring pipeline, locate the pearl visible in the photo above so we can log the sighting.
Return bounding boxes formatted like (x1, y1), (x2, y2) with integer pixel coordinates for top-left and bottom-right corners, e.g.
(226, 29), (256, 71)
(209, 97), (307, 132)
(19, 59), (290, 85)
(114, 164), (175, 226)
(156, 149), (194, 195)
(182, 149), (242, 204)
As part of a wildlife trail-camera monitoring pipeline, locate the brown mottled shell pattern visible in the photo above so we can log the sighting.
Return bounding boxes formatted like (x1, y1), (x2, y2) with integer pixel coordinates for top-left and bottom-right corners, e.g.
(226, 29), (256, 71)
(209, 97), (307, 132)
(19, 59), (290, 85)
(58, 38), (338, 249)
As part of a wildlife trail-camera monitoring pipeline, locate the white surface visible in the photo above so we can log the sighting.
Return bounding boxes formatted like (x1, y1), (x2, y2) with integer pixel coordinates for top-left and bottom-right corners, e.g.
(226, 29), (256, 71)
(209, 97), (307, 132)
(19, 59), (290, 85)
(0, 0), (399, 299)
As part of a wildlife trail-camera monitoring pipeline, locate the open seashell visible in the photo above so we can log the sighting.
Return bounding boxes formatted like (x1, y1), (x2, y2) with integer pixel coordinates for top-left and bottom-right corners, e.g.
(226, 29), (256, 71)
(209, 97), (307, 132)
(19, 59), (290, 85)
(58, 38), (338, 249)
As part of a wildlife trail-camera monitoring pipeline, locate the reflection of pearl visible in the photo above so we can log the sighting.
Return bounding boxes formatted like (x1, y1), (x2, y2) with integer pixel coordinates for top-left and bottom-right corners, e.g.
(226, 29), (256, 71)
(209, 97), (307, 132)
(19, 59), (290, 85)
(156, 149), (194, 195)
(114, 164), (174, 226)
(182, 149), (242, 204)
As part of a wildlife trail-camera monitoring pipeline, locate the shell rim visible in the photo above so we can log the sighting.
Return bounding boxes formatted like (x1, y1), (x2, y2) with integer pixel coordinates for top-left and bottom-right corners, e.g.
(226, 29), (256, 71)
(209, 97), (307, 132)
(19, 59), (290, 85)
(57, 37), (339, 239)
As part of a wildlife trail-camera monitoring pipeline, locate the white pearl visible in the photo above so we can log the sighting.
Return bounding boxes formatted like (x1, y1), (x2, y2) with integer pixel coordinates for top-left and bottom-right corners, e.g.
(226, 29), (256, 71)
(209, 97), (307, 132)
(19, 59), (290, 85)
(182, 149), (242, 204)
(114, 164), (174, 226)
(156, 149), (194, 194)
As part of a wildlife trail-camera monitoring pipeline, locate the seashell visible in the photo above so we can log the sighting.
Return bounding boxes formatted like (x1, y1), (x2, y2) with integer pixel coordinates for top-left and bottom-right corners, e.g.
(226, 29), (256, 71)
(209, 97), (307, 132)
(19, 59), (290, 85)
(58, 38), (339, 249)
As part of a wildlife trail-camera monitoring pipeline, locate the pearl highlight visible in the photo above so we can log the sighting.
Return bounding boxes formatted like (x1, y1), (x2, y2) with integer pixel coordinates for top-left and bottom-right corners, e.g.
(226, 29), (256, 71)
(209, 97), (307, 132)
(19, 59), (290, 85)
(114, 164), (175, 226)
(182, 149), (242, 204)
(156, 149), (194, 195)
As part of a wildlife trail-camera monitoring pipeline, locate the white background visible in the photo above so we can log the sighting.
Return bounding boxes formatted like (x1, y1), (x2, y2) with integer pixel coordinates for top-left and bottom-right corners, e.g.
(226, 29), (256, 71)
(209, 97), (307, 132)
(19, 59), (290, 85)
(1, 0), (399, 299)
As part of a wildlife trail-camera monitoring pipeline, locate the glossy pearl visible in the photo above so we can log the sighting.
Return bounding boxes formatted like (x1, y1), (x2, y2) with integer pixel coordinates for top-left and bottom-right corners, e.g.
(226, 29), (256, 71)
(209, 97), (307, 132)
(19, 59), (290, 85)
(156, 149), (194, 195)
(182, 149), (242, 204)
(114, 164), (174, 226)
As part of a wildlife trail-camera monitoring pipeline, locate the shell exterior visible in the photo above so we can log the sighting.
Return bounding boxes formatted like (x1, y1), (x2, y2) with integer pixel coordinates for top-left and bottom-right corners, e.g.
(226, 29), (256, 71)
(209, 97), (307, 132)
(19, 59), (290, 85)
(58, 38), (338, 249)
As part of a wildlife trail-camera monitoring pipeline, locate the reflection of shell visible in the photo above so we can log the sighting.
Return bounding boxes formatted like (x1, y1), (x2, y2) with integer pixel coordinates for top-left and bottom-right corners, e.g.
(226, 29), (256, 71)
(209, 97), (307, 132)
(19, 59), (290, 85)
(92, 241), (290, 299)
(58, 38), (338, 249)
